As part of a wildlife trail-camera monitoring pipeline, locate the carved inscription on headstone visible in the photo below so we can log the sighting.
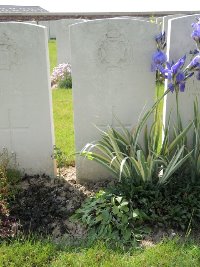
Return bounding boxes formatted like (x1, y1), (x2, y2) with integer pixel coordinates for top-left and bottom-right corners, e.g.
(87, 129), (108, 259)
(97, 26), (132, 68)
(0, 33), (20, 70)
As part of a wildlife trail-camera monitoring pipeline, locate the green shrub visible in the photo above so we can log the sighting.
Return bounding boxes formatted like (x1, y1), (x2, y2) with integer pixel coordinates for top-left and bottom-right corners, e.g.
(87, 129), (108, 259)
(58, 76), (72, 89)
(72, 190), (146, 245)
(80, 90), (191, 186)
(73, 175), (200, 245)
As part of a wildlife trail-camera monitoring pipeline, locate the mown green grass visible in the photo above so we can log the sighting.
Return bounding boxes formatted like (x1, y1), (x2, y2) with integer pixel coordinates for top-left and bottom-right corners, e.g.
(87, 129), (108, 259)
(52, 89), (75, 165)
(0, 238), (200, 266)
(48, 40), (75, 165)
(48, 39), (57, 74)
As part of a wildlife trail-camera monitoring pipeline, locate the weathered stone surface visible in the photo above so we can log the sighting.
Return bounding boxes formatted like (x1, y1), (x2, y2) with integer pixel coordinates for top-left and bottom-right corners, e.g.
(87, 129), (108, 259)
(162, 14), (185, 34)
(0, 23), (55, 176)
(70, 18), (159, 182)
(56, 19), (85, 64)
(165, 15), (200, 145)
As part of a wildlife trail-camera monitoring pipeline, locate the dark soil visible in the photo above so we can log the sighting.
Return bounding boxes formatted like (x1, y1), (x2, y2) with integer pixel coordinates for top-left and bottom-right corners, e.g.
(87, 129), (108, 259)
(10, 167), (114, 240)
(9, 167), (199, 245)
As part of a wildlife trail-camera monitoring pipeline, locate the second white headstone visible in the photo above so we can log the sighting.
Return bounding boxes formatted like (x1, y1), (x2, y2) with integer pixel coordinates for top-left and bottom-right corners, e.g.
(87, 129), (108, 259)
(70, 18), (159, 182)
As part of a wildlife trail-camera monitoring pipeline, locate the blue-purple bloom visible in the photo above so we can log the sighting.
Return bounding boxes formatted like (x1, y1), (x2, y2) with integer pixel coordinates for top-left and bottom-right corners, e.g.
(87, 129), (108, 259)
(191, 18), (200, 42)
(157, 56), (187, 92)
(155, 32), (166, 50)
(151, 50), (167, 71)
(191, 18), (200, 52)
(171, 55), (186, 73)
(187, 54), (200, 70)
(176, 71), (185, 82)
(168, 83), (175, 93)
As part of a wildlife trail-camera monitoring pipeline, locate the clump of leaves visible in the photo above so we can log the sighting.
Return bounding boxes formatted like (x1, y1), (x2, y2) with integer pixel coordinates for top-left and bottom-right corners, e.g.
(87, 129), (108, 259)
(52, 146), (67, 176)
(72, 190), (148, 245)
(73, 175), (200, 246)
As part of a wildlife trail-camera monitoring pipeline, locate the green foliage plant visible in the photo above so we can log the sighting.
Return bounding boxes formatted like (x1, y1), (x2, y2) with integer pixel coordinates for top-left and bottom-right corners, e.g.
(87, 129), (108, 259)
(52, 145), (67, 176)
(72, 190), (145, 245)
(80, 89), (192, 186)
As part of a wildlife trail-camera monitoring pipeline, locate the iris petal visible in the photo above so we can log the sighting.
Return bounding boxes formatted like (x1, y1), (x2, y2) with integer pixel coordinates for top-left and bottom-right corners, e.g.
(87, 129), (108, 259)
(171, 55), (186, 74)
(179, 82), (185, 92)
(168, 83), (175, 93)
(176, 71), (185, 82)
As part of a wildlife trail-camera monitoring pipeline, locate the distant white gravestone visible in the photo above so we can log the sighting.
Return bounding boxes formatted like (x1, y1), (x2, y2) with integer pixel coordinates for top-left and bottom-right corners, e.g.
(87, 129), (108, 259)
(165, 15), (200, 143)
(49, 20), (57, 39)
(0, 23), (56, 176)
(70, 18), (159, 182)
(162, 14), (185, 35)
(38, 21), (50, 39)
(56, 19), (85, 64)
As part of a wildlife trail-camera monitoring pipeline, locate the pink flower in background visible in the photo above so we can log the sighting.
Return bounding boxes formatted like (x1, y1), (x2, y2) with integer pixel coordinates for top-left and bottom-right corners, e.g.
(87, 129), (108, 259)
(51, 63), (72, 88)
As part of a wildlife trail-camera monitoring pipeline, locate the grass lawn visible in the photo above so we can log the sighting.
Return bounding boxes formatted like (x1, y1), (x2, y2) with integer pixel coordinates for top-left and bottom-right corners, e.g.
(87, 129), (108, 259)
(49, 40), (75, 165)
(49, 39), (57, 74)
(0, 238), (200, 266)
(52, 89), (75, 165)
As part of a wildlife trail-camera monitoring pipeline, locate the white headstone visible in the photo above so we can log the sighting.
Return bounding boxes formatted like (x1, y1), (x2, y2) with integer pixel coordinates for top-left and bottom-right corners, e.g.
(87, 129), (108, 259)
(23, 21), (37, 25)
(56, 19), (85, 64)
(165, 15), (200, 144)
(162, 14), (185, 34)
(0, 22), (55, 176)
(70, 18), (159, 182)
(49, 20), (58, 39)
(38, 21), (50, 39)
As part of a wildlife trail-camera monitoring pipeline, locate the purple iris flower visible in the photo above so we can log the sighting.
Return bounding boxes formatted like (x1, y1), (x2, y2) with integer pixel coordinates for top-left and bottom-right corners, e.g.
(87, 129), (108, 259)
(179, 82), (185, 92)
(171, 55), (186, 74)
(160, 56), (186, 81)
(155, 32), (166, 50)
(168, 83), (175, 93)
(176, 71), (185, 82)
(187, 54), (200, 70)
(167, 71), (186, 93)
(151, 50), (167, 71)
(163, 57), (187, 93)
(191, 19), (200, 42)
(176, 71), (186, 92)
